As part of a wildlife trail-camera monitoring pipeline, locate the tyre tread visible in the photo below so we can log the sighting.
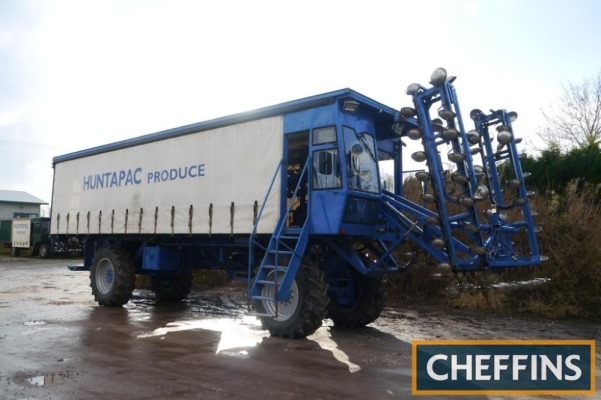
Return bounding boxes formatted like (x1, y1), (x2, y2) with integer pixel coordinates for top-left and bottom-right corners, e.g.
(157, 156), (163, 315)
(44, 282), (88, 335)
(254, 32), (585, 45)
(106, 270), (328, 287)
(90, 246), (136, 307)
(259, 260), (329, 339)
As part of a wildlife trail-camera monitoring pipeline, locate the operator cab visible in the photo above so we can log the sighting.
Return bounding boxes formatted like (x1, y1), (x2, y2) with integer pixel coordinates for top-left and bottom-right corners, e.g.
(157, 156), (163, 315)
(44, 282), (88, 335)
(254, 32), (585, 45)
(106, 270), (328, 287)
(282, 89), (399, 236)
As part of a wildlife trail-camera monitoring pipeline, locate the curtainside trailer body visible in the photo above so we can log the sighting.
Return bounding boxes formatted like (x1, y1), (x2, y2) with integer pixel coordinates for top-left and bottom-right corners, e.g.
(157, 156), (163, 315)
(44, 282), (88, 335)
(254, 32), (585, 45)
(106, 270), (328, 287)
(52, 69), (544, 338)
(52, 116), (283, 237)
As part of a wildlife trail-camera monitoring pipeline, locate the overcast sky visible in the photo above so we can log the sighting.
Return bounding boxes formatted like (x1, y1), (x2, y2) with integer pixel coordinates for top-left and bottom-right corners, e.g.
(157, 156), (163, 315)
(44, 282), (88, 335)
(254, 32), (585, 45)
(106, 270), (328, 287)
(1, 0), (600, 204)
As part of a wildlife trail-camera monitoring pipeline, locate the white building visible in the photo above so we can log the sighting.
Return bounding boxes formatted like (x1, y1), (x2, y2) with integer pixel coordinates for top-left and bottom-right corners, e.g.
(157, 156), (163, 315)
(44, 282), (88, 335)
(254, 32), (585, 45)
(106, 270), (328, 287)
(0, 190), (48, 219)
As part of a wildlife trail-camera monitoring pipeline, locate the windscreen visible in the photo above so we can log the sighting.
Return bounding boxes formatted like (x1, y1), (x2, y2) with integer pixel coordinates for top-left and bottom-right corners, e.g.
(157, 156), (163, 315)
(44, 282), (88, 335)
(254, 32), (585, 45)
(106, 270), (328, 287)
(343, 126), (379, 193)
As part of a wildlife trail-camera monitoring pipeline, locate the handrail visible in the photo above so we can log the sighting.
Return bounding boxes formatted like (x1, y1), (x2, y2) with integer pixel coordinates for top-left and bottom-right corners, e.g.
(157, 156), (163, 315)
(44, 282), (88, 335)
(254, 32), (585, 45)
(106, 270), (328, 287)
(248, 159), (283, 295)
(250, 159), (283, 240)
(248, 156), (311, 301)
(271, 156), (311, 307)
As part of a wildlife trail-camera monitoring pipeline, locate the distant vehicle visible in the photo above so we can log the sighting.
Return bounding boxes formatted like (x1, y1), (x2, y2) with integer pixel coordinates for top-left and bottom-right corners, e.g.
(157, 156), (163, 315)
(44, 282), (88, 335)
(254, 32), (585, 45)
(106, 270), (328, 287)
(8, 217), (82, 257)
(9, 217), (50, 257)
(51, 68), (544, 338)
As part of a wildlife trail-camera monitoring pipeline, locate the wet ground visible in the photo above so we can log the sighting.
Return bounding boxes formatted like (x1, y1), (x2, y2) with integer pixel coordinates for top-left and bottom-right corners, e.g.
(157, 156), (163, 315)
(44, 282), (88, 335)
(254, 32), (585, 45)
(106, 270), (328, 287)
(0, 258), (599, 400)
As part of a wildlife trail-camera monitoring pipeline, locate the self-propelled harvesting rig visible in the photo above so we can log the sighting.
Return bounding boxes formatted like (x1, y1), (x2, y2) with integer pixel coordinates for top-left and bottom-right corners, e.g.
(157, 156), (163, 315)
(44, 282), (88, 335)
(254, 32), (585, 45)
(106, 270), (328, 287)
(51, 68), (543, 338)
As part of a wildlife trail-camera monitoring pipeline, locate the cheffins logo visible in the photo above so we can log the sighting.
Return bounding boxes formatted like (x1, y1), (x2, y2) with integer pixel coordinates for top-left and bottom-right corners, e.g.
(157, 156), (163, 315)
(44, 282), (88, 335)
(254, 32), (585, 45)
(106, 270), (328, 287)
(412, 340), (595, 396)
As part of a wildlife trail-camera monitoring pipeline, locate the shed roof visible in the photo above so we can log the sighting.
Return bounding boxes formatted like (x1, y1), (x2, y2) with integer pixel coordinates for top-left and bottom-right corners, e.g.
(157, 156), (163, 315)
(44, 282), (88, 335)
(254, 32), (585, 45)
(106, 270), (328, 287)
(0, 190), (48, 205)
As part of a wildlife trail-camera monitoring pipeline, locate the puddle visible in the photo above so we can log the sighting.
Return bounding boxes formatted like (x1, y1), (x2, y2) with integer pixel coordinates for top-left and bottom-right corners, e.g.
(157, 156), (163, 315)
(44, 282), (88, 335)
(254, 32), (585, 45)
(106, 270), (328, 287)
(27, 374), (64, 386)
(489, 277), (551, 289)
(446, 277), (551, 294)
(369, 367), (412, 377)
(126, 289), (247, 321)
(137, 316), (269, 355)
(24, 320), (47, 326)
(138, 316), (361, 372)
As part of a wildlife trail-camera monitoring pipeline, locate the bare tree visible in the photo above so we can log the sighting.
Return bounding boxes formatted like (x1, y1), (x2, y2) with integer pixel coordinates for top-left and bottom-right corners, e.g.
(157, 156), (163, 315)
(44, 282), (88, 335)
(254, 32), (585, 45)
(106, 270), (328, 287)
(538, 71), (601, 151)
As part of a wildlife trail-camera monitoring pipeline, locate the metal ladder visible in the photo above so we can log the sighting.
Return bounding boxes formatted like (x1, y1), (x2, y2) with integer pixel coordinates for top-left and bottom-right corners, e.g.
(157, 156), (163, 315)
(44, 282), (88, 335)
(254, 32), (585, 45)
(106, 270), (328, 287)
(249, 158), (311, 315)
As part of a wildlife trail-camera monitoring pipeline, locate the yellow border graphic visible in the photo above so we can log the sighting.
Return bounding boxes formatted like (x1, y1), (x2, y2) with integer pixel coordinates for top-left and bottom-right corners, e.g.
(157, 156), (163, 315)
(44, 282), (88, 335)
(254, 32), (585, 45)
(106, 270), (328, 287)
(411, 339), (596, 396)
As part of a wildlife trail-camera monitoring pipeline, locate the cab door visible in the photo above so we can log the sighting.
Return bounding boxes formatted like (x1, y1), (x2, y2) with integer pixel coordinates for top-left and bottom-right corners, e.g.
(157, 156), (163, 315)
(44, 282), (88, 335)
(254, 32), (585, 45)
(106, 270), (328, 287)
(309, 126), (345, 234)
(284, 130), (310, 227)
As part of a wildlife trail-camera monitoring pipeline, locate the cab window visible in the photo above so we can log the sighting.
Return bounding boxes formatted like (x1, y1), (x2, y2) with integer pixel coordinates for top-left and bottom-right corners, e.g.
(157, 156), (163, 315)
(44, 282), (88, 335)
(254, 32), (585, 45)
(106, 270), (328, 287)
(312, 149), (341, 189)
(343, 126), (379, 193)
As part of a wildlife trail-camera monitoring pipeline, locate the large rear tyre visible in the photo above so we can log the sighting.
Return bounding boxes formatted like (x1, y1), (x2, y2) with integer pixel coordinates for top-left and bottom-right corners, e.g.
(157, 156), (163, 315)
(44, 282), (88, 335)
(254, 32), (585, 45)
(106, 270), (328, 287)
(90, 246), (136, 307)
(151, 270), (193, 303)
(254, 260), (329, 339)
(327, 267), (387, 328)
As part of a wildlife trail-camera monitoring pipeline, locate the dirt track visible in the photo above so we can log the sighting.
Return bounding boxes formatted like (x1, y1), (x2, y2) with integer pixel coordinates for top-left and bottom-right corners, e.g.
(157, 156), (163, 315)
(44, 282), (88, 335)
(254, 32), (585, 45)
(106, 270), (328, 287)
(0, 258), (599, 399)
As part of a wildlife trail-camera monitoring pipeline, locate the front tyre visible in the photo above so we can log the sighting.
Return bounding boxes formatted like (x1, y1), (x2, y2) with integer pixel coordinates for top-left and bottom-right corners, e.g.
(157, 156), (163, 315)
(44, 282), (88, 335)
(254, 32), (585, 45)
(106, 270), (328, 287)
(327, 267), (387, 328)
(255, 260), (329, 339)
(90, 246), (136, 307)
